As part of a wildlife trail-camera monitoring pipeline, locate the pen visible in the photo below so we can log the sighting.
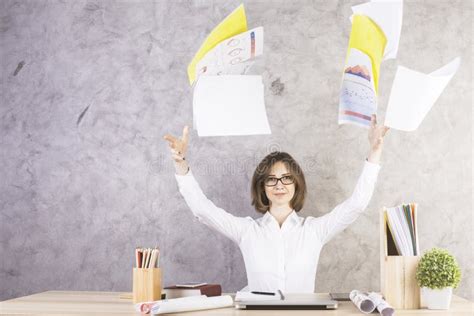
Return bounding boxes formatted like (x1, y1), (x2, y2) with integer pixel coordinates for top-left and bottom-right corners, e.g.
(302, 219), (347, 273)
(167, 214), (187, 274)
(251, 291), (275, 296)
(278, 289), (285, 300)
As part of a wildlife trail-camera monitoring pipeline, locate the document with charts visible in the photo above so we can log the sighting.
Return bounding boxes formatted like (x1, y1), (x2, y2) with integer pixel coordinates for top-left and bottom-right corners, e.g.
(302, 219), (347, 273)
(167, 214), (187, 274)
(195, 27), (263, 81)
(187, 4), (248, 85)
(338, 48), (377, 128)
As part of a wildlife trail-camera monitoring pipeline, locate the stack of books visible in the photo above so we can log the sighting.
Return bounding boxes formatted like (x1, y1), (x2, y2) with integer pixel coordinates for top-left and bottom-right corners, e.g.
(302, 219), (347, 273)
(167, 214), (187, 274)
(383, 203), (419, 256)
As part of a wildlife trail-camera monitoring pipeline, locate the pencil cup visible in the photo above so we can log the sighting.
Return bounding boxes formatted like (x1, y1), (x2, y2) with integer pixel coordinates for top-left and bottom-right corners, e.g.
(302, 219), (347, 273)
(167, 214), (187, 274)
(133, 268), (162, 304)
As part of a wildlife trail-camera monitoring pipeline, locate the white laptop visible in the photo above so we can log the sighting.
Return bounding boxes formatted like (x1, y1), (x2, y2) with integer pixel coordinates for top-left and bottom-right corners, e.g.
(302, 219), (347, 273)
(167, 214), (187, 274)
(235, 299), (338, 310)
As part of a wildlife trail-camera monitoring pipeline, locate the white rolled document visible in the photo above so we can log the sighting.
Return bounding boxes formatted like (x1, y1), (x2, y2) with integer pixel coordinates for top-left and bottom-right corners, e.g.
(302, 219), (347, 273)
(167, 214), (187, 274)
(349, 290), (395, 316)
(135, 295), (234, 315)
(368, 292), (395, 316)
(350, 290), (376, 314)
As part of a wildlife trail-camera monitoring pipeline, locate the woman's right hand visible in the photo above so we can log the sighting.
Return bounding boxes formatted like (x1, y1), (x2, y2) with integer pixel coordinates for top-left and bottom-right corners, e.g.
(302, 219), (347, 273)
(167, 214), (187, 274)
(163, 126), (190, 175)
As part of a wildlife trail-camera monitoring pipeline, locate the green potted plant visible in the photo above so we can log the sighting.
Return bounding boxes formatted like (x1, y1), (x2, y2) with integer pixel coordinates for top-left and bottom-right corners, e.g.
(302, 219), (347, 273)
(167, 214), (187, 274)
(416, 248), (461, 309)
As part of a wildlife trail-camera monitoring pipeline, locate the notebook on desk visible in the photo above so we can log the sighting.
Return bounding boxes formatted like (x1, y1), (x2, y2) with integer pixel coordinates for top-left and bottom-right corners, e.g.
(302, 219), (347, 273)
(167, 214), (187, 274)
(235, 299), (338, 310)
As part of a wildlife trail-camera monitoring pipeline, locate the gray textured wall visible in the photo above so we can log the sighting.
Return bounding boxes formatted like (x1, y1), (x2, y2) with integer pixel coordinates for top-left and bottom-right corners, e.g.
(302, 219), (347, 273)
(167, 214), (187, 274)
(1, 0), (472, 301)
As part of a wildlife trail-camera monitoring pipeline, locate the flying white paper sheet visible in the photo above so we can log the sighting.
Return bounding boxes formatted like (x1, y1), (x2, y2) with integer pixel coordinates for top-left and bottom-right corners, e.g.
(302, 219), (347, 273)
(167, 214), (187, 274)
(351, 0), (403, 60)
(193, 75), (271, 137)
(384, 57), (461, 131)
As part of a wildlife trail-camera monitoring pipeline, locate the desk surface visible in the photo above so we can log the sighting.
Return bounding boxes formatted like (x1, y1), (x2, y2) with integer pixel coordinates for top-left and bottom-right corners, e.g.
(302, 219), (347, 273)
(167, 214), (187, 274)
(0, 291), (472, 315)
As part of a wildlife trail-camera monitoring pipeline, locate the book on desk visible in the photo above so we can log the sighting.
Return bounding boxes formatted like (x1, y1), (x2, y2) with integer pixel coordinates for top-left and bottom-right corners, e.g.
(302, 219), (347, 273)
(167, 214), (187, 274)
(163, 283), (221, 299)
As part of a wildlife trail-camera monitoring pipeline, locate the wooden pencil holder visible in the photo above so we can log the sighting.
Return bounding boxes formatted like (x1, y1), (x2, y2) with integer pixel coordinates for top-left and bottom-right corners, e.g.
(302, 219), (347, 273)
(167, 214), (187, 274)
(380, 209), (420, 309)
(133, 268), (162, 304)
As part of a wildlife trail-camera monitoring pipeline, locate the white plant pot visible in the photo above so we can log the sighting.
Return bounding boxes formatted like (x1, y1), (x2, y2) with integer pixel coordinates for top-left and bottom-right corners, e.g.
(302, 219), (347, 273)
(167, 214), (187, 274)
(420, 287), (452, 310)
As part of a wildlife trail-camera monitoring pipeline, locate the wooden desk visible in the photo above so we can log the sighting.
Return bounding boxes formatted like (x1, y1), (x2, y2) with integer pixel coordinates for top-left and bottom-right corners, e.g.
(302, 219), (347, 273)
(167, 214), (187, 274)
(0, 291), (472, 315)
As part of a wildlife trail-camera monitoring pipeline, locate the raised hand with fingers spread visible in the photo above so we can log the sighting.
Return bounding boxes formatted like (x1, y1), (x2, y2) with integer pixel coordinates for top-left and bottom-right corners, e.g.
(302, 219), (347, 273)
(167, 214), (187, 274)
(163, 126), (190, 175)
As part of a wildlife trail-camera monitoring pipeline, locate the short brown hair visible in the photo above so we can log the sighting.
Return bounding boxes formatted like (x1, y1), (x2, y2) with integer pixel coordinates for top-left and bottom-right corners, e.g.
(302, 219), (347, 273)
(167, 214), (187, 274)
(251, 152), (307, 213)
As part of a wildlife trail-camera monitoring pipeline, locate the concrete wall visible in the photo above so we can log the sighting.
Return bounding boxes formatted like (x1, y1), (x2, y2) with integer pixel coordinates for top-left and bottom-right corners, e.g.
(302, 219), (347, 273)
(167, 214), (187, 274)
(1, 0), (472, 301)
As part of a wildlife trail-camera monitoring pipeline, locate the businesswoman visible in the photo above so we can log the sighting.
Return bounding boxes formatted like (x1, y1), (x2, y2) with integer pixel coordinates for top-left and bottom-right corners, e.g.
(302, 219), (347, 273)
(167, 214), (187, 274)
(163, 115), (389, 293)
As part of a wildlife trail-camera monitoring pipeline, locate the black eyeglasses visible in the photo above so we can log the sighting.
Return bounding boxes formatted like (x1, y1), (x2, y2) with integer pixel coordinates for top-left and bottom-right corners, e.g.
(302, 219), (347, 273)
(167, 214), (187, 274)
(264, 175), (295, 187)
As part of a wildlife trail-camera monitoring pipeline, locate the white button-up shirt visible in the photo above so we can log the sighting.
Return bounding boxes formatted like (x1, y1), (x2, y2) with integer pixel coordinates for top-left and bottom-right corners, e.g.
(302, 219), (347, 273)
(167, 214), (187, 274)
(174, 161), (380, 293)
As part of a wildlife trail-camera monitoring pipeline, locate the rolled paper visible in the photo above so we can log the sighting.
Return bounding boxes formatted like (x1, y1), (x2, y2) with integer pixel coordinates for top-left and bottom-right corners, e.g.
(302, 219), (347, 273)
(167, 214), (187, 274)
(368, 292), (395, 316)
(134, 297), (208, 314)
(151, 295), (233, 314)
(134, 300), (156, 314)
(350, 290), (376, 314)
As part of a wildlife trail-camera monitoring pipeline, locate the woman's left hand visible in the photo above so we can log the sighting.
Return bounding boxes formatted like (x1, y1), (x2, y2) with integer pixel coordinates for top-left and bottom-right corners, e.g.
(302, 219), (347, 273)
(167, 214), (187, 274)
(367, 114), (389, 164)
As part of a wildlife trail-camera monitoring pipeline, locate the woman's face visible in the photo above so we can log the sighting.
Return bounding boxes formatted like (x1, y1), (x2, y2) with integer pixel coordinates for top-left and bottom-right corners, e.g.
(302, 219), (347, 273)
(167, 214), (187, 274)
(264, 161), (296, 209)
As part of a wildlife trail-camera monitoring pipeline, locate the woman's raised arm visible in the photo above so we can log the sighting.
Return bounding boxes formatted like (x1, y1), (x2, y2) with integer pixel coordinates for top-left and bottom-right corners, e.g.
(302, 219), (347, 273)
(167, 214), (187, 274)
(163, 126), (251, 244)
(309, 115), (388, 244)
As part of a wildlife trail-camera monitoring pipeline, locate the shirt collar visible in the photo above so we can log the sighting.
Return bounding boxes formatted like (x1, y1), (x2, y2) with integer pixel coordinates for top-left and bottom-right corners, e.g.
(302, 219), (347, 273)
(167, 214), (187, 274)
(285, 210), (301, 228)
(262, 210), (301, 228)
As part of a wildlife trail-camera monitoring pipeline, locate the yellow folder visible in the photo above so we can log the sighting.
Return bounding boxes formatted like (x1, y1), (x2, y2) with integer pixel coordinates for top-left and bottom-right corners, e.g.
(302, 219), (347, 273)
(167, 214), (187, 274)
(187, 4), (248, 85)
(347, 15), (387, 93)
